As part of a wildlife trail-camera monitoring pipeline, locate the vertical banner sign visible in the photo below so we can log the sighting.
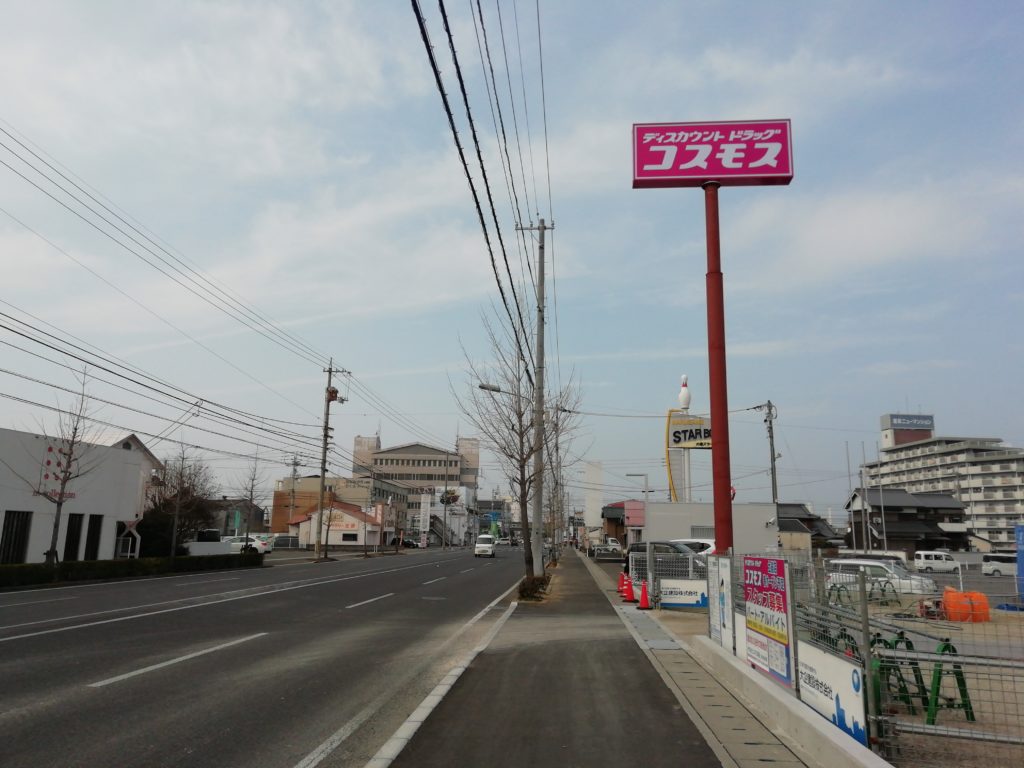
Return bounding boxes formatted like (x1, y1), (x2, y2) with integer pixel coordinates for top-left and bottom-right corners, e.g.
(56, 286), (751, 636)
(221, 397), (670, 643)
(719, 556), (734, 653)
(419, 494), (430, 548)
(1016, 525), (1024, 598)
(743, 556), (793, 687)
(707, 555), (734, 651)
(708, 556), (722, 645)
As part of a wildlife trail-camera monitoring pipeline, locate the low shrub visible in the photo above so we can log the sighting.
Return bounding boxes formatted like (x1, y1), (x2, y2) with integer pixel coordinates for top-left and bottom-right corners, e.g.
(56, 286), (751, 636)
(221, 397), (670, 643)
(518, 573), (550, 600)
(0, 552), (264, 589)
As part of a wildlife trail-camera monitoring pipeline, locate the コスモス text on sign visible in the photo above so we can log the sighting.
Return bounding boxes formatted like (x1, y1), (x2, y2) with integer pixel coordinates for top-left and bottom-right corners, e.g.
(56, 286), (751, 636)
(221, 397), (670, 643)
(632, 119), (793, 188)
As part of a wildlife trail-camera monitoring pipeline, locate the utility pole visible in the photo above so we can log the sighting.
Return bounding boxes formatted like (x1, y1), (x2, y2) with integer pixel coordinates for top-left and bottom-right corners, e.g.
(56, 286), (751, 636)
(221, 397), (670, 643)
(757, 400), (779, 504)
(443, 449), (449, 550)
(287, 454), (300, 532)
(169, 457), (184, 558)
(316, 360), (347, 560)
(517, 218), (551, 579)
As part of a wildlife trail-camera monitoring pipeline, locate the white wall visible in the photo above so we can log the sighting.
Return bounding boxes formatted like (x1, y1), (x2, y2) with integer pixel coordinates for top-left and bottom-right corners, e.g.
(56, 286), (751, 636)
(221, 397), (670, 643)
(644, 501), (779, 553)
(0, 428), (150, 564)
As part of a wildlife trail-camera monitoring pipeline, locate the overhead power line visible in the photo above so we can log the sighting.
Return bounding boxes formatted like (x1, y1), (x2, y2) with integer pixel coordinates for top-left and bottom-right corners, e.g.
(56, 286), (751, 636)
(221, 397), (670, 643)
(410, 0), (534, 389)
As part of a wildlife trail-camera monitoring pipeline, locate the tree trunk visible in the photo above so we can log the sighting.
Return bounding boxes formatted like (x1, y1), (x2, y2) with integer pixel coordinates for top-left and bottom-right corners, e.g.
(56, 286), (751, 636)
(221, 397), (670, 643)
(518, 472), (533, 579)
(45, 497), (66, 567)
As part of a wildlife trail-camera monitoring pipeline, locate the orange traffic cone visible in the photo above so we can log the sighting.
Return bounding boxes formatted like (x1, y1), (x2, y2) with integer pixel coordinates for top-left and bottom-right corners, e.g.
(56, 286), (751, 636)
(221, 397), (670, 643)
(623, 576), (636, 603)
(638, 580), (652, 610)
(617, 571), (627, 595)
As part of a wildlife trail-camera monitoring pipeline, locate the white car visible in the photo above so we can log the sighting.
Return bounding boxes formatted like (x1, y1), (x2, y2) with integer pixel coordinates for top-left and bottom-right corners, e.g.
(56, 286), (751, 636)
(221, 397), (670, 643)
(474, 534), (496, 558)
(225, 536), (269, 554)
(495, 537), (511, 546)
(826, 558), (937, 595)
(670, 538), (716, 554)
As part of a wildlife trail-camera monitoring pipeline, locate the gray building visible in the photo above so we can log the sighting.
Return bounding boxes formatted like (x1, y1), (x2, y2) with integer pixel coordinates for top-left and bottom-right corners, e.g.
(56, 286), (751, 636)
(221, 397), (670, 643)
(862, 414), (1024, 552)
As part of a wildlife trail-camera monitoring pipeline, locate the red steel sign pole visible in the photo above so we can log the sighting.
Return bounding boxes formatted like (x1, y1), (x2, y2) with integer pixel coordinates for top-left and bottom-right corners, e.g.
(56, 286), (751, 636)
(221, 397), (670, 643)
(633, 119), (793, 554)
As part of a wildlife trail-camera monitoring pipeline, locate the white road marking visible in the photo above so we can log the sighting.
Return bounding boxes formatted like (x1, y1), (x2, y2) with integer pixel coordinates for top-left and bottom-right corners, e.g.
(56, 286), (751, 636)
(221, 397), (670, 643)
(364, 602), (518, 768)
(0, 596), (77, 609)
(345, 593), (394, 609)
(422, 577), (446, 585)
(88, 632), (267, 688)
(294, 579), (521, 768)
(0, 558), (464, 642)
(459, 568), (474, 573)
(174, 577), (239, 587)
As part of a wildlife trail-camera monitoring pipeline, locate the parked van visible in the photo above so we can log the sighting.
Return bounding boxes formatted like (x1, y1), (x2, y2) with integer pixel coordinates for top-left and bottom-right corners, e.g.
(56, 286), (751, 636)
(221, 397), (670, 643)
(981, 553), (1018, 577)
(913, 551), (961, 573)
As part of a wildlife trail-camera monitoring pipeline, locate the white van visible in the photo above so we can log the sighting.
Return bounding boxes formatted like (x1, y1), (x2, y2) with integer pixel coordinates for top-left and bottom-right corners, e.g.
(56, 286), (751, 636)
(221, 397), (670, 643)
(913, 551), (961, 573)
(981, 553), (1017, 577)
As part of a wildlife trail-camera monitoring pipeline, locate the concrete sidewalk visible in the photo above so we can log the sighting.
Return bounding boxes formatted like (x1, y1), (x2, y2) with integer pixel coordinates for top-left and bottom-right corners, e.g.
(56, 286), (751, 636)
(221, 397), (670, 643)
(372, 549), (813, 768)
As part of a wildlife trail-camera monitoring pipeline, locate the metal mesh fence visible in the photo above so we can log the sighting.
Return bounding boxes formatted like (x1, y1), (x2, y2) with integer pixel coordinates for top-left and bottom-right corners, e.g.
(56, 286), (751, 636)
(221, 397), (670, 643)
(869, 590), (1024, 768)
(718, 553), (1024, 766)
(628, 551), (707, 602)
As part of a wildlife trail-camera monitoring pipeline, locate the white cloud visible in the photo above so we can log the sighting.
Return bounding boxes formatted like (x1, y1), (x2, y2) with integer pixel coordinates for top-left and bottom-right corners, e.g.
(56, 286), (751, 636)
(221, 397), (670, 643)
(725, 180), (995, 294)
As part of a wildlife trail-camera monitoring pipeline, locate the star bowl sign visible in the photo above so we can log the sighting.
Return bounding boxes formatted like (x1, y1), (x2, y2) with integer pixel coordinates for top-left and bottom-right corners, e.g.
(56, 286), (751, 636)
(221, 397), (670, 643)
(633, 119), (793, 188)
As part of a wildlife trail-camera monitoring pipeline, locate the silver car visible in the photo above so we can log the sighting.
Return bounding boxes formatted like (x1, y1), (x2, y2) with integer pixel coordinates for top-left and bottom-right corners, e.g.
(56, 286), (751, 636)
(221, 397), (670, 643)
(826, 558), (937, 595)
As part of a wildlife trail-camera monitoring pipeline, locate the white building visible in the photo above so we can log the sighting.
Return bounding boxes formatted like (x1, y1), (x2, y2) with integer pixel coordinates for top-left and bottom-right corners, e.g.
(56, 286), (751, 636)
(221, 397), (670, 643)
(0, 428), (160, 564)
(863, 414), (1024, 552)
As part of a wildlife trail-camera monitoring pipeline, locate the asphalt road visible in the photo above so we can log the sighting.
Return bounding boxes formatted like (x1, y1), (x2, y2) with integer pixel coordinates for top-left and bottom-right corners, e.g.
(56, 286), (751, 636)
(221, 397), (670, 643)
(0, 547), (523, 768)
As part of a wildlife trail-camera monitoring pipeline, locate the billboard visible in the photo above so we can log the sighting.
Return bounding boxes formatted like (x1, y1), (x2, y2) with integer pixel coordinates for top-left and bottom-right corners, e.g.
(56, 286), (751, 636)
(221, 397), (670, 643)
(666, 410), (711, 449)
(743, 556), (793, 687)
(633, 119), (793, 188)
(881, 414), (935, 430)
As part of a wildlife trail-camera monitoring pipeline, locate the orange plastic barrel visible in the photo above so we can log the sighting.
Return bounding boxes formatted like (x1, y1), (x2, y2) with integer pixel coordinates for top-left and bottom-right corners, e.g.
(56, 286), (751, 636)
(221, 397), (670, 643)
(942, 588), (991, 622)
(966, 591), (990, 622)
(943, 588), (971, 622)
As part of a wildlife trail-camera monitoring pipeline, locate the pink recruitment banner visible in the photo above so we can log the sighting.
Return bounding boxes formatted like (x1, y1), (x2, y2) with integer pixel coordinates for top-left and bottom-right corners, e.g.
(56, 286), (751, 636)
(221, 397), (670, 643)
(633, 119), (793, 188)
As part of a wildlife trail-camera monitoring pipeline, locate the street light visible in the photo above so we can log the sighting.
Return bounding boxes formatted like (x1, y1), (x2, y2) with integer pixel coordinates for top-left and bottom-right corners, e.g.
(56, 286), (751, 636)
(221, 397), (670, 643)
(625, 472), (656, 600)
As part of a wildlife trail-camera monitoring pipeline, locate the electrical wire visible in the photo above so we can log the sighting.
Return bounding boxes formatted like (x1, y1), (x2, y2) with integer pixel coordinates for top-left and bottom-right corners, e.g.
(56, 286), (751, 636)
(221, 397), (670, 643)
(410, 0), (535, 391)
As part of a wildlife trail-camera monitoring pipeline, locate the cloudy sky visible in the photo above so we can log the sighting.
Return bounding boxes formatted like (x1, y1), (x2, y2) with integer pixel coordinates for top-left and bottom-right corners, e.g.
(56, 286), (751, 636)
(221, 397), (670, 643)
(0, 1), (1021, 517)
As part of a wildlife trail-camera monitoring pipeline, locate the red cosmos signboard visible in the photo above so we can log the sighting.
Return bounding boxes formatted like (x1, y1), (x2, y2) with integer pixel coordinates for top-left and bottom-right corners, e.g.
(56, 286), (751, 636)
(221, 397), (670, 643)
(632, 119), (793, 188)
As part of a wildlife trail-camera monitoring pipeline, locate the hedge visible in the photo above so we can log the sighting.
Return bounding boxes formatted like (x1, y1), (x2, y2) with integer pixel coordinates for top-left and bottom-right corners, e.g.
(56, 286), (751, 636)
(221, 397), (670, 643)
(0, 552), (264, 589)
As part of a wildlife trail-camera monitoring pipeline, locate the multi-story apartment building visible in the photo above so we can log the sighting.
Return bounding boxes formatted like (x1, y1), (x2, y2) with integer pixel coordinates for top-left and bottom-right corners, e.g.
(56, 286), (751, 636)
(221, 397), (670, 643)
(862, 414), (1024, 552)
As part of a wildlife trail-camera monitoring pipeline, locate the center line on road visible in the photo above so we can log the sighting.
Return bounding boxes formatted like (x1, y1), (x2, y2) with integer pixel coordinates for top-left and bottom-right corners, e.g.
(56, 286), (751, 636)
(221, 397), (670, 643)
(459, 568), (474, 573)
(174, 578), (239, 587)
(88, 632), (267, 688)
(345, 593), (394, 609)
(422, 577), (446, 585)
(0, 596), (77, 609)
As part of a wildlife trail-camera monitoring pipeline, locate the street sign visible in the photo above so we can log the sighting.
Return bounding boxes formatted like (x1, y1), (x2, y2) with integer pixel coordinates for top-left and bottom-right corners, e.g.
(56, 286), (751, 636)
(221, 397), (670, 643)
(633, 119), (793, 188)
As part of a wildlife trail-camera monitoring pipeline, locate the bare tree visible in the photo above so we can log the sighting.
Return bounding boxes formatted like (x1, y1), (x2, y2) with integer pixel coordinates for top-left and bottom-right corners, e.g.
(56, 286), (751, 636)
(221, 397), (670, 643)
(456, 312), (580, 587)
(31, 374), (101, 566)
(141, 446), (218, 556)
(236, 451), (268, 543)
